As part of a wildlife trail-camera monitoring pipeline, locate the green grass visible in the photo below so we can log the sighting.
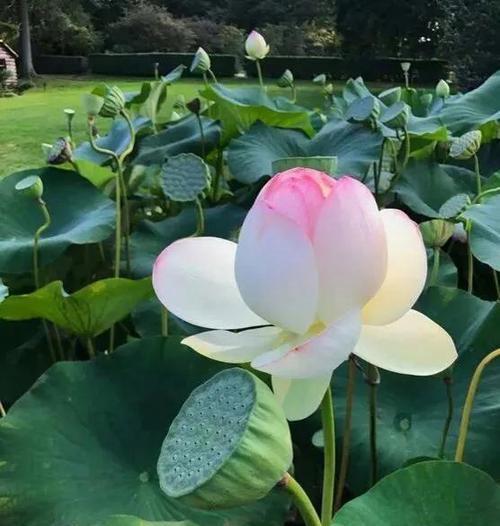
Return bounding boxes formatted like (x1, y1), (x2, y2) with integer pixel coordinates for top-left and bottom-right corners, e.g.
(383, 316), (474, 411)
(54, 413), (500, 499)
(0, 75), (394, 178)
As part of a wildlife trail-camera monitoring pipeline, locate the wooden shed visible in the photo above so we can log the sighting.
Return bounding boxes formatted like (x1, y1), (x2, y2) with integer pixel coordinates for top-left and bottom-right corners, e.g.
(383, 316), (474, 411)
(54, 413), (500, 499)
(0, 40), (18, 87)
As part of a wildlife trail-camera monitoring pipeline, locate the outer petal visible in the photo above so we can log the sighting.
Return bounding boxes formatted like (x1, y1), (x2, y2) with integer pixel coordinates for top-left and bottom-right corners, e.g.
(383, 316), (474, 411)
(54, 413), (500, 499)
(251, 310), (361, 378)
(363, 209), (427, 325)
(354, 310), (457, 375)
(182, 326), (282, 363)
(235, 201), (318, 334)
(314, 177), (387, 325)
(153, 237), (266, 330)
(272, 375), (331, 421)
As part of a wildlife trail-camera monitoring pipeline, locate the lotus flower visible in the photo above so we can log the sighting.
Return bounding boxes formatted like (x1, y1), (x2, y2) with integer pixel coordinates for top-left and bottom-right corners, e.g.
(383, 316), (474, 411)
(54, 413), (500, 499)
(245, 30), (270, 60)
(153, 168), (457, 420)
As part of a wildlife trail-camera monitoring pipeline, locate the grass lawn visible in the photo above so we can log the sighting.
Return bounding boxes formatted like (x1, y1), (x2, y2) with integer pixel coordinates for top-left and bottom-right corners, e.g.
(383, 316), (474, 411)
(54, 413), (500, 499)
(0, 75), (395, 178)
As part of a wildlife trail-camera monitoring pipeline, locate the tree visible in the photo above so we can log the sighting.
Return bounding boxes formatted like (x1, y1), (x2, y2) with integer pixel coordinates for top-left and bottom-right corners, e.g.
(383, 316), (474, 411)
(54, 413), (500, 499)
(18, 0), (36, 78)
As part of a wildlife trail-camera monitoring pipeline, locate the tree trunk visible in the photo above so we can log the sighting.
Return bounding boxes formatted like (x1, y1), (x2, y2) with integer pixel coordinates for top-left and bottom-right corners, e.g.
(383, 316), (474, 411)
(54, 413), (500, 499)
(18, 0), (36, 78)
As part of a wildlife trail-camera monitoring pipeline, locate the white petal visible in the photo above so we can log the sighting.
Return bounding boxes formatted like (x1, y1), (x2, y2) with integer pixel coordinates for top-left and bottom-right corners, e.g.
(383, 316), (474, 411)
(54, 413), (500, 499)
(272, 375), (331, 421)
(251, 310), (361, 378)
(314, 177), (387, 325)
(182, 326), (283, 363)
(153, 237), (266, 330)
(235, 201), (318, 334)
(363, 209), (427, 325)
(354, 310), (457, 375)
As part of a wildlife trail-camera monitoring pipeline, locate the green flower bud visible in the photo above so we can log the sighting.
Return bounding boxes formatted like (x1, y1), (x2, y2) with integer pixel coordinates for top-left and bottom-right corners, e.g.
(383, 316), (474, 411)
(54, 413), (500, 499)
(190, 47), (211, 74)
(46, 137), (73, 165)
(420, 219), (455, 248)
(449, 130), (482, 160)
(15, 175), (44, 200)
(435, 79), (450, 99)
(277, 69), (294, 88)
(313, 73), (327, 86)
(157, 368), (292, 510)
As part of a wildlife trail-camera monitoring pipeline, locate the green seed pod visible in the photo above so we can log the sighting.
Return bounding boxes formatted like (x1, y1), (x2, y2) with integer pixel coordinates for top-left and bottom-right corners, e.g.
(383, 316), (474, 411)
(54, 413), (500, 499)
(420, 219), (455, 248)
(157, 368), (293, 510)
(380, 101), (410, 130)
(93, 85), (126, 118)
(449, 130), (482, 160)
(277, 69), (294, 88)
(186, 98), (202, 115)
(82, 93), (104, 117)
(313, 73), (326, 86)
(15, 175), (44, 200)
(190, 47), (211, 74)
(400, 61), (411, 73)
(378, 86), (402, 106)
(46, 137), (73, 165)
(435, 79), (450, 99)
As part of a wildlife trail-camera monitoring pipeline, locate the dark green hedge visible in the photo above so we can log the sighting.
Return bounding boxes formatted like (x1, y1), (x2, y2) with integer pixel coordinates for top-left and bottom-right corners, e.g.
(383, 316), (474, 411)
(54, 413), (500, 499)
(88, 53), (236, 78)
(34, 55), (88, 75)
(247, 56), (448, 83)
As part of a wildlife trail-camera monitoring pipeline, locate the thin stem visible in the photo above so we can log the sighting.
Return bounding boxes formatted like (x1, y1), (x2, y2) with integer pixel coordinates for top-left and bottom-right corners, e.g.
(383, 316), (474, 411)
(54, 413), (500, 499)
(211, 146), (224, 202)
(193, 198), (205, 236)
(466, 221), (474, 294)
(280, 473), (322, 526)
(53, 324), (65, 361)
(473, 155), (482, 197)
(161, 307), (169, 337)
(202, 72), (210, 88)
(291, 84), (297, 103)
(196, 114), (206, 160)
(438, 373), (454, 458)
(119, 110), (137, 163)
(42, 321), (57, 363)
(493, 270), (500, 300)
(208, 68), (218, 83)
(334, 357), (356, 512)
(455, 348), (500, 462)
(374, 138), (386, 205)
(320, 386), (335, 526)
(429, 248), (441, 287)
(255, 60), (265, 90)
(86, 337), (96, 359)
(366, 363), (380, 486)
(33, 198), (51, 289)
(0, 400), (5, 417)
(117, 165), (131, 275)
(113, 165), (122, 278)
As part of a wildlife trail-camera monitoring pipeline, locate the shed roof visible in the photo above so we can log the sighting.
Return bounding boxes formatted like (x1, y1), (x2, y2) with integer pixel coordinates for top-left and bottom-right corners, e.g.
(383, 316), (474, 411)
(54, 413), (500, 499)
(0, 40), (19, 58)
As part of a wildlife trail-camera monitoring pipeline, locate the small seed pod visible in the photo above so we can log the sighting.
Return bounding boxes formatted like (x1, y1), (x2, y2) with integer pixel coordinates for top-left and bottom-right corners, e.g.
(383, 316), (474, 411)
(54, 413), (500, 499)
(157, 368), (293, 510)
(449, 130), (482, 160)
(191, 47), (211, 74)
(380, 101), (410, 130)
(313, 73), (326, 86)
(186, 98), (201, 115)
(420, 219), (455, 248)
(94, 85), (126, 118)
(15, 175), (44, 200)
(277, 69), (294, 88)
(435, 79), (450, 99)
(378, 86), (401, 106)
(46, 137), (73, 165)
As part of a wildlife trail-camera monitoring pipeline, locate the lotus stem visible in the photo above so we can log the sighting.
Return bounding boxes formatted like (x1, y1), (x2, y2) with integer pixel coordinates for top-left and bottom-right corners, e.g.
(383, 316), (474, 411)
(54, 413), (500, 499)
(86, 337), (96, 359)
(374, 138), (386, 205)
(455, 348), (500, 462)
(291, 84), (297, 103)
(0, 400), (5, 417)
(255, 60), (265, 90)
(320, 386), (335, 526)
(466, 221), (474, 294)
(473, 155), (482, 197)
(438, 371), (454, 458)
(429, 248), (441, 287)
(208, 69), (218, 84)
(334, 357), (356, 512)
(161, 307), (169, 337)
(211, 146), (224, 202)
(366, 363), (380, 486)
(193, 198), (205, 237)
(203, 72), (210, 88)
(280, 473), (322, 526)
(493, 270), (500, 300)
(196, 114), (206, 160)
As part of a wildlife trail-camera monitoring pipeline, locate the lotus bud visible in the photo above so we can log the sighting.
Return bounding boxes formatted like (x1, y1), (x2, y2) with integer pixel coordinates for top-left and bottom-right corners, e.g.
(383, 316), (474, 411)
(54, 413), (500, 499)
(15, 175), (44, 200)
(313, 73), (327, 86)
(191, 47), (211, 74)
(449, 130), (482, 160)
(420, 219), (455, 248)
(277, 69), (294, 88)
(435, 79), (450, 99)
(400, 62), (411, 73)
(245, 30), (270, 61)
(46, 137), (73, 165)
(186, 98), (201, 115)
(82, 93), (104, 117)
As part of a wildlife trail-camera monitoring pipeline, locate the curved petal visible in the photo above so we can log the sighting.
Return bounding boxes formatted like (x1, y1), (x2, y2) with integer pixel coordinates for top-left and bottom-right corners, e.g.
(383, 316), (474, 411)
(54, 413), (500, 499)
(272, 375), (331, 421)
(354, 310), (457, 375)
(235, 201), (318, 334)
(314, 177), (387, 325)
(153, 237), (266, 330)
(251, 310), (361, 378)
(182, 326), (283, 363)
(363, 209), (427, 325)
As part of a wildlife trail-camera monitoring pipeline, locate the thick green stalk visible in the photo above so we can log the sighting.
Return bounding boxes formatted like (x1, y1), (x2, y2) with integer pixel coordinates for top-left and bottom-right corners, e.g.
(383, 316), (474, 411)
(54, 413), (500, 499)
(334, 358), (356, 512)
(208, 68), (218, 83)
(255, 60), (265, 90)
(438, 372), (454, 458)
(86, 337), (96, 359)
(466, 221), (474, 294)
(493, 270), (500, 300)
(320, 386), (335, 526)
(211, 147), (224, 202)
(193, 198), (205, 236)
(0, 400), (5, 418)
(455, 348), (500, 462)
(473, 155), (482, 196)
(161, 308), (169, 337)
(366, 363), (380, 486)
(429, 248), (441, 287)
(196, 114), (206, 160)
(281, 473), (322, 526)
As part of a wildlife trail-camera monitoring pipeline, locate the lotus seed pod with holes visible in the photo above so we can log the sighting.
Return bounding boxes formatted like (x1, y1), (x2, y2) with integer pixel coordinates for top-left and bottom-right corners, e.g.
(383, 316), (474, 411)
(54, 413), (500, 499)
(419, 219), (454, 248)
(96, 85), (126, 118)
(191, 47), (211, 74)
(435, 79), (450, 99)
(449, 130), (482, 160)
(157, 368), (293, 510)
(380, 101), (410, 130)
(46, 137), (73, 165)
(277, 69), (294, 88)
(378, 86), (401, 106)
(15, 176), (44, 199)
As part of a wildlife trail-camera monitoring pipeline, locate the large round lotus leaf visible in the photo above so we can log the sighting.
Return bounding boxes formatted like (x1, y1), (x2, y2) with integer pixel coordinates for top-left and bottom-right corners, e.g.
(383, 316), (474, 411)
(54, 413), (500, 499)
(0, 336), (290, 526)
(160, 153), (209, 202)
(330, 286), (500, 495)
(130, 204), (247, 277)
(101, 517), (193, 526)
(0, 167), (115, 273)
(332, 461), (500, 524)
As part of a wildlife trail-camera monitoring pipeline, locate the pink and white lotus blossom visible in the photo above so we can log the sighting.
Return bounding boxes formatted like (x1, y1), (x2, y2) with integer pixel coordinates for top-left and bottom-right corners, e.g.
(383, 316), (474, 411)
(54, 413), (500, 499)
(153, 168), (457, 420)
(245, 30), (270, 61)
